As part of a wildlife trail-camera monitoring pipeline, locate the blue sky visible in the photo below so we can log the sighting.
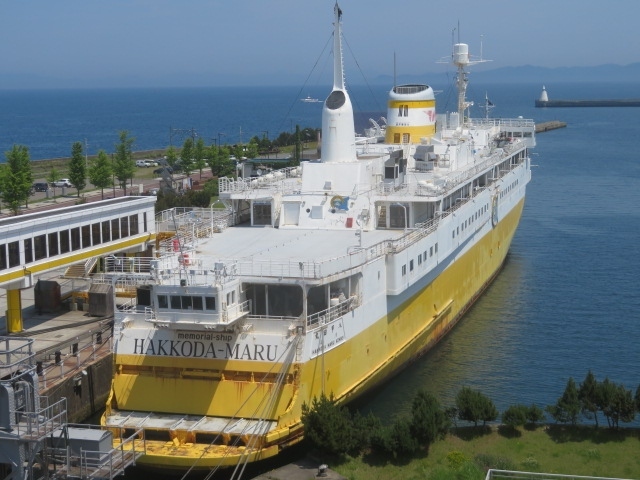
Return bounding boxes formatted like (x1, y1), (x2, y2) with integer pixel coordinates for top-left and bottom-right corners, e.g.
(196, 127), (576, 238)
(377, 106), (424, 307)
(1, 0), (639, 88)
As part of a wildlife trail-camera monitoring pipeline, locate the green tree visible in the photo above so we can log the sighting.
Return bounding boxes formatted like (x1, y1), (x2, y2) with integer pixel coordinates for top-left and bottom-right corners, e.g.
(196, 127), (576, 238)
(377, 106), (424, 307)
(301, 393), (354, 456)
(68, 141), (87, 197)
(635, 384), (640, 412)
(1, 145), (33, 215)
(526, 404), (546, 425)
(456, 386), (497, 427)
(193, 137), (207, 179)
(46, 167), (60, 200)
(165, 145), (178, 169)
(246, 139), (259, 159)
(180, 137), (194, 178)
(608, 383), (636, 429)
(113, 130), (135, 195)
(410, 389), (450, 445)
(502, 404), (528, 429)
(547, 377), (581, 425)
(596, 377), (617, 428)
(88, 150), (113, 200)
(579, 370), (600, 427)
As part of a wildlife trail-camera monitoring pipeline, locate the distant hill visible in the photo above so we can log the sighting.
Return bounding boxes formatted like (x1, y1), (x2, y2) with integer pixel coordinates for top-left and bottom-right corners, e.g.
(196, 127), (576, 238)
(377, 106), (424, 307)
(373, 62), (640, 86)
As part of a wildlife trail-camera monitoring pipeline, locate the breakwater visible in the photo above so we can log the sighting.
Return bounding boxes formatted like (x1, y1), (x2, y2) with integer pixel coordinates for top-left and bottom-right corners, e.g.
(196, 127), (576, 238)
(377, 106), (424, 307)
(536, 99), (640, 107)
(535, 121), (566, 132)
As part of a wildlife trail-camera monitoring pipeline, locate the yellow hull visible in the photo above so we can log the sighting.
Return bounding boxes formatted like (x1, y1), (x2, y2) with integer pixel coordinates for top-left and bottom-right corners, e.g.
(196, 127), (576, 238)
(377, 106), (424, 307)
(107, 199), (525, 470)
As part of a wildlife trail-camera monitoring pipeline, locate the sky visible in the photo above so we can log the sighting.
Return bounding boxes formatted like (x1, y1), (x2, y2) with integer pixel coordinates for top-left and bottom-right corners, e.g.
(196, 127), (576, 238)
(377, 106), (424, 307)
(1, 0), (640, 89)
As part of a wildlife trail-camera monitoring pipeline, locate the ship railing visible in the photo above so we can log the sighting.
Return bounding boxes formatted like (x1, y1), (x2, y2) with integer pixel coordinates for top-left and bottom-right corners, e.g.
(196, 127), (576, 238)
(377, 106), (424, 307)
(218, 166), (301, 194)
(10, 396), (68, 442)
(306, 296), (360, 329)
(144, 300), (251, 327)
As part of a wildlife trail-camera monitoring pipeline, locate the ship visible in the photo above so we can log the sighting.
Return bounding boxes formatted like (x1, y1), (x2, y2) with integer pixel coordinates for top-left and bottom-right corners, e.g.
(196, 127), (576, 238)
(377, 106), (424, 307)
(100, 3), (535, 472)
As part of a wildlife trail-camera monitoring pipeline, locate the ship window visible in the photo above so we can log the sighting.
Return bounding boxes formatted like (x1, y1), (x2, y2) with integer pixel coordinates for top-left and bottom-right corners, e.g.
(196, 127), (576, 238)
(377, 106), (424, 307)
(418, 254), (422, 265)
(8, 241), (19, 268)
(102, 221), (111, 242)
(452, 231), (455, 239)
(424, 250), (427, 260)
(181, 296), (193, 310)
(402, 265), (406, 276)
(430, 246), (433, 257)
(170, 295), (181, 309)
(158, 295), (168, 309)
(435, 243), (438, 253)
(34, 234), (47, 260)
(205, 296), (216, 310)
(121, 217), (129, 238)
(130, 214), (139, 235)
(393, 133), (401, 143)
(410, 260), (414, 271)
(0, 245), (6, 270)
(111, 219), (120, 240)
(192, 296), (203, 310)
(82, 225), (91, 247)
(92, 223), (101, 245)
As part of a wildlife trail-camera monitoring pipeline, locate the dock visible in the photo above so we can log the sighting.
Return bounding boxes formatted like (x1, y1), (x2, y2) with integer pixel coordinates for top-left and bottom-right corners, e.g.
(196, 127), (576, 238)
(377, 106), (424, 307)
(535, 121), (566, 133)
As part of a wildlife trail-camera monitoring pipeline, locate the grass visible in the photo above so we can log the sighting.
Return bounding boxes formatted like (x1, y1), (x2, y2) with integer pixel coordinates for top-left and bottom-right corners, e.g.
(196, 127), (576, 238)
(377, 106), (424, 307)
(330, 426), (640, 480)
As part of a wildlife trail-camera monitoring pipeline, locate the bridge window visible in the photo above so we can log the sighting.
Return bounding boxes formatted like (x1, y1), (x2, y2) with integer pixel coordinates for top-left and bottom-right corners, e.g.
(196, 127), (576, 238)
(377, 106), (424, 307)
(8, 242), (19, 268)
(82, 225), (91, 248)
(130, 215), (139, 235)
(192, 296), (203, 310)
(205, 296), (216, 310)
(34, 234), (47, 261)
(0, 244), (6, 270)
(48, 233), (59, 257)
(92, 223), (101, 245)
(111, 219), (120, 240)
(120, 217), (129, 237)
(71, 227), (81, 251)
(24, 239), (33, 264)
(157, 295), (168, 309)
(102, 221), (111, 242)
(60, 230), (70, 254)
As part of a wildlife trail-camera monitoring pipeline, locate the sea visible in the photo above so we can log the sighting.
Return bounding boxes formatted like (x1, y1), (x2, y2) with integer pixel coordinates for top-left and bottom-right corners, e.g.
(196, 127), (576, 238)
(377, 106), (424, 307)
(2, 81), (640, 474)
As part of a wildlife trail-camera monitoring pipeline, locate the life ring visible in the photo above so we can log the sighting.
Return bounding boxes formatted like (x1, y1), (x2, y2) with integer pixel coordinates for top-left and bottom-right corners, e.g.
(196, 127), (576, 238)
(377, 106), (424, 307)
(330, 195), (344, 209)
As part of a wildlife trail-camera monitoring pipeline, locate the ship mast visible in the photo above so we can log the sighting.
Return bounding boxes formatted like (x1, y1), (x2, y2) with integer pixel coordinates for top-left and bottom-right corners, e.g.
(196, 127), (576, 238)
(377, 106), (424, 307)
(451, 41), (490, 122)
(320, 2), (356, 163)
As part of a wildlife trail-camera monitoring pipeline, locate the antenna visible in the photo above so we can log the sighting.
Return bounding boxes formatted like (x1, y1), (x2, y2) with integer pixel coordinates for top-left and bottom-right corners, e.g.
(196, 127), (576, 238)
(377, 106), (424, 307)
(393, 51), (397, 88)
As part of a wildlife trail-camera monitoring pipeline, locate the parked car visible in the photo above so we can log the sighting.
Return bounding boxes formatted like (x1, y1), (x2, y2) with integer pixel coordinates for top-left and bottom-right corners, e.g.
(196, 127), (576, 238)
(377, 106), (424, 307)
(52, 178), (72, 188)
(32, 182), (49, 192)
(145, 160), (158, 167)
(136, 160), (149, 167)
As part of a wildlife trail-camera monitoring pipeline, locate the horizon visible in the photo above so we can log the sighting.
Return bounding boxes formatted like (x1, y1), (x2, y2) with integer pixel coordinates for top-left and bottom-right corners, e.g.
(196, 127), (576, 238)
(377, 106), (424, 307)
(2, 1), (640, 90)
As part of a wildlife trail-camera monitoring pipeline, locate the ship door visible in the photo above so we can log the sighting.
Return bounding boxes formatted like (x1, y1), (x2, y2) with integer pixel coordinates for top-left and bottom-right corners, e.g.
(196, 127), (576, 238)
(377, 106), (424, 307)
(252, 201), (272, 226)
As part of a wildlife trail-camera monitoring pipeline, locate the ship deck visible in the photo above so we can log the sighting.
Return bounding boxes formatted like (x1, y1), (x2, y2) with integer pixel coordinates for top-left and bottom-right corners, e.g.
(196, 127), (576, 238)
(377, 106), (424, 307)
(194, 223), (404, 263)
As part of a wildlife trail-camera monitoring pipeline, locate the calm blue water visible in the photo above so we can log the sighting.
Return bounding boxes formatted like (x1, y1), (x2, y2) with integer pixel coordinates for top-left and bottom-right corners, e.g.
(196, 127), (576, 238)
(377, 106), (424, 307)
(2, 82), (639, 422)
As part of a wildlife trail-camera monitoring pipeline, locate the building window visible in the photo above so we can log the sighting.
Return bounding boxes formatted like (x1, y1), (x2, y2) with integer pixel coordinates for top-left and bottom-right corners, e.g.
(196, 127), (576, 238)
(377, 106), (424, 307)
(24, 238), (33, 264)
(8, 241), (19, 268)
(48, 232), (59, 257)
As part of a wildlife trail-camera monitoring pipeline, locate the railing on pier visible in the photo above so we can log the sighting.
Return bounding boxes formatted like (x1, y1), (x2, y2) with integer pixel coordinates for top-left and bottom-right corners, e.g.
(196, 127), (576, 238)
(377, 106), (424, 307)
(0, 337), (35, 378)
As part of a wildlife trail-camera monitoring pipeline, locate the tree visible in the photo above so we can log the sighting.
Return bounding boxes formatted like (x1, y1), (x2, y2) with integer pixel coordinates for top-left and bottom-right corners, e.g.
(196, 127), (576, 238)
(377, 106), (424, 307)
(547, 377), (581, 425)
(180, 137), (194, 178)
(456, 386), (497, 427)
(68, 141), (87, 197)
(301, 393), (355, 456)
(579, 370), (600, 427)
(410, 389), (450, 445)
(0, 145), (33, 215)
(502, 404), (528, 429)
(165, 145), (179, 169)
(46, 167), (60, 200)
(596, 377), (617, 428)
(193, 137), (207, 179)
(88, 150), (113, 199)
(526, 404), (546, 425)
(608, 384), (636, 429)
(113, 130), (135, 195)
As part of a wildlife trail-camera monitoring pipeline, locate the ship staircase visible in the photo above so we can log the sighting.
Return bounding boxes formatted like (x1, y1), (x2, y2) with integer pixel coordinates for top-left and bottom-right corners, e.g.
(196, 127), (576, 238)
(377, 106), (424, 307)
(62, 257), (99, 279)
(377, 204), (387, 228)
(0, 337), (145, 480)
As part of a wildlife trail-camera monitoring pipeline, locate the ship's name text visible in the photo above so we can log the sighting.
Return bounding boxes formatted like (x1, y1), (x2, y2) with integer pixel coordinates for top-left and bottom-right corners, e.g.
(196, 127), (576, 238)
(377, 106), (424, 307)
(132, 338), (278, 361)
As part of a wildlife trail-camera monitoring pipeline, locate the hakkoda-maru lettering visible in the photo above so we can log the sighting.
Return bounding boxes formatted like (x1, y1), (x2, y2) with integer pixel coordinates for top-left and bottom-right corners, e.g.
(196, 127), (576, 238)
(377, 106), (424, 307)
(132, 338), (279, 361)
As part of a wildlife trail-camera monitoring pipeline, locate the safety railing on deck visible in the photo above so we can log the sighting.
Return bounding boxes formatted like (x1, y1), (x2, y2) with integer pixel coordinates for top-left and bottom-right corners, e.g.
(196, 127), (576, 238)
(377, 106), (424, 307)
(10, 396), (68, 441)
(307, 295), (360, 329)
